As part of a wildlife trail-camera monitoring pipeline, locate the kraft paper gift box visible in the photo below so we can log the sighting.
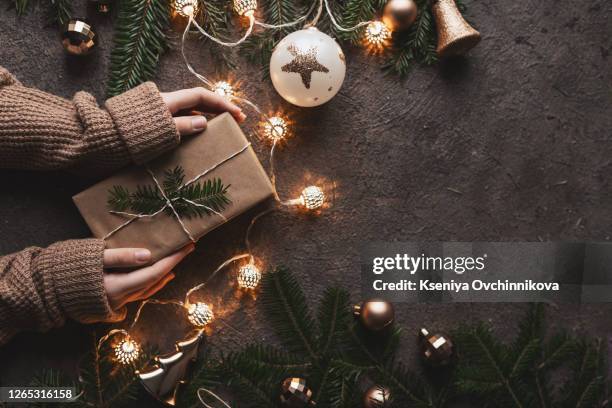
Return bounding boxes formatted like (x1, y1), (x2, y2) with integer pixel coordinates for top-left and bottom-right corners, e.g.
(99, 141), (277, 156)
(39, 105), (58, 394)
(73, 113), (275, 262)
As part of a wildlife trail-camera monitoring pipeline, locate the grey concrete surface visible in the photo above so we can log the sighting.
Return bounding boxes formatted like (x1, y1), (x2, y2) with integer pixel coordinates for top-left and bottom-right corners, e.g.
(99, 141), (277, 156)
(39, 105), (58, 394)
(0, 0), (611, 397)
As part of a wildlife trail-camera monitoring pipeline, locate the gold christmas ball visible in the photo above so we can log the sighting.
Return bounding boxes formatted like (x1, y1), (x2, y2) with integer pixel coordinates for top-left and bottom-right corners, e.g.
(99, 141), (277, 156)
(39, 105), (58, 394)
(280, 377), (315, 407)
(237, 263), (262, 290)
(62, 19), (96, 56)
(353, 300), (395, 331)
(383, 0), (418, 32)
(234, 0), (257, 16)
(300, 186), (325, 210)
(419, 328), (454, 366)
(363, 385), (391, 408)
(187, 302), (214, 327)
(114, 337), (140, 365)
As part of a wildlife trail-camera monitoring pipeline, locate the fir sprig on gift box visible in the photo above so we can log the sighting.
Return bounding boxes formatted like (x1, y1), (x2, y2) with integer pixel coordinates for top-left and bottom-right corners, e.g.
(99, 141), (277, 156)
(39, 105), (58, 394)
(107, 165), (230, 219)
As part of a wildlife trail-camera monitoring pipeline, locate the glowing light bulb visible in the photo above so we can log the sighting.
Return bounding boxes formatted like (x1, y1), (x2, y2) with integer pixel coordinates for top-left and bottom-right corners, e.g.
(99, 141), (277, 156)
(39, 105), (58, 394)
(187, 302), (214, 327)
(234, 0), (257, 16)
(212, 81), (234, 98)
(263, 116), (288, 141)
(237, 263), (262, 290)
(173, 0), (198, 17)
(365, 21), (391, 47)
(114, 337), (140, 365)
(300, 186), (325, 210)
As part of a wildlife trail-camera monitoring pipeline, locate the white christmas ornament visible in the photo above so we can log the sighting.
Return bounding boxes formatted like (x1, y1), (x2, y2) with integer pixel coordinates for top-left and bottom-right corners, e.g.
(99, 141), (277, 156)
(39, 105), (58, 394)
(270, 27), (346, 107)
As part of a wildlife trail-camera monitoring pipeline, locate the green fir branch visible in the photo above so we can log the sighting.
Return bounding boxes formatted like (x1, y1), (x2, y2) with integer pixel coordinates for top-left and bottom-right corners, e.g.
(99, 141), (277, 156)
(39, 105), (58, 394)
(107, 165), (231, 219)
(106, 0), (170, 97)
(197, 0), (236, 72)
(260, 266), (318, 359)
(12, 0), (30, 15)
(240, 0), (310, 75)
(47, 0), (71, 25)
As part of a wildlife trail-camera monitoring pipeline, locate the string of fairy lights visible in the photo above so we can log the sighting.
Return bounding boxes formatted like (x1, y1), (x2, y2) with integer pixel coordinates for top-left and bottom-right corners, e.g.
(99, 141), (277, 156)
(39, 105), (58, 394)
(100, 0), (396, 366)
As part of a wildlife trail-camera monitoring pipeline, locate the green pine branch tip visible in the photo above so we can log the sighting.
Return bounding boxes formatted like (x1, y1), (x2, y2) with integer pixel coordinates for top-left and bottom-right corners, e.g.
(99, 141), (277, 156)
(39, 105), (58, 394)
(107, 165), (230, 219)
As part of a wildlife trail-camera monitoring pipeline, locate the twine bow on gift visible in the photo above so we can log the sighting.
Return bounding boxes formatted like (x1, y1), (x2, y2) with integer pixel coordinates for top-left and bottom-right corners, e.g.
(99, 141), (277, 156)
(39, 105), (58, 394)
(103, 143), (252, 242)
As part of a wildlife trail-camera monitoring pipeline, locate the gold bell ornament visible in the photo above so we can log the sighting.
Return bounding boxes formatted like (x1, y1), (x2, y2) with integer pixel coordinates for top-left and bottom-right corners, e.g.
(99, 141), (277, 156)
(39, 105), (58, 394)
(431, 0), (480, 58)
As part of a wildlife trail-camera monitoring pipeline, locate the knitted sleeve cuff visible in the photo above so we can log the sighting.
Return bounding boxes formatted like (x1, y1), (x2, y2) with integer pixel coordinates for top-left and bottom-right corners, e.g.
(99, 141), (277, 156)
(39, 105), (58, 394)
(0, 66), (21, 87)
(39, 239), (125, 324)
(105, 82), (180, 164)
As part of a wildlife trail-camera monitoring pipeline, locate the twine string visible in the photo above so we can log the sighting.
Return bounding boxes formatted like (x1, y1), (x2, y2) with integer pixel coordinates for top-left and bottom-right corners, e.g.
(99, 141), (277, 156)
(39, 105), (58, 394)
(190, 14), (255, 48)
(322, 0), (374, 32)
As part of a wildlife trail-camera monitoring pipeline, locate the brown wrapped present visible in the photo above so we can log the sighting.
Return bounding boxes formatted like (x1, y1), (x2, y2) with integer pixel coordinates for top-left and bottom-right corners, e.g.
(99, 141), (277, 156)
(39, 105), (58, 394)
(73, 113), (275, 262)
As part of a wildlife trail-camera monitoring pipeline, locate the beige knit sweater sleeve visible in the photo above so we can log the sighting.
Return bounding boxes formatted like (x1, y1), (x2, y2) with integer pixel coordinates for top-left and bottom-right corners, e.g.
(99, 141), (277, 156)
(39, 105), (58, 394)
(0, 66), (179, 171)
(0, 67), (179, 344)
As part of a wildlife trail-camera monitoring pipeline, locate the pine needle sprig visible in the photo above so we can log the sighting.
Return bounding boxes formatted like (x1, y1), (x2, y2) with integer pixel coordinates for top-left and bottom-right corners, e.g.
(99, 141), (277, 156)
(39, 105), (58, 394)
(337, 0), (380, 44)
(107, 165), (231, 219)
(197, 0), (236, 72)
(12, 0), (30, 15)
(106, 0), (170, 97)
(47, 0), (71, 26)
(240, 0), (310, 75)
(260, 266), (318, 360)
(383, 0), (437, 77)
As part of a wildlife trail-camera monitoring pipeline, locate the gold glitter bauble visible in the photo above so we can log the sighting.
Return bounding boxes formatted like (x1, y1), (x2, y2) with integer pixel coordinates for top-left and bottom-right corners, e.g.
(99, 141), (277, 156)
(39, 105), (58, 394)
(263, 116), (288, 141)
(62, 19), (96, 56)
(364, 21), (391, 48)
(114, 338), (140, 365)
(419, 328), (455, 366)
(432, 0), (481, 58)
(213, 81), (234, 98)
(301, 186), (325, 210)
(270, 28), (346, 107)
(173, 0), (198, 17)
(382, 0), (418, 32)
(363, 385), (392, 408)
(187, 302), (214, 327)
(280, 377), (315, 407)
(234, 0), (257, 16)
(237, 264), (262, 290)
(353, 300), (395, 331)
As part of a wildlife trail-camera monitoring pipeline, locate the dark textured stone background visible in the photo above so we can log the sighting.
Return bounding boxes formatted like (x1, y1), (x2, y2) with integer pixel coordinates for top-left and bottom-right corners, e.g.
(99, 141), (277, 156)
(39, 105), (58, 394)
(0, 0), (611, 398)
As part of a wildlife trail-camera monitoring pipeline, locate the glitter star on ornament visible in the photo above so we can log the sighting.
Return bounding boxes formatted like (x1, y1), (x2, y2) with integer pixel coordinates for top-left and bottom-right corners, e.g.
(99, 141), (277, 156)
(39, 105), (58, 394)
(281, 44), (329, 89)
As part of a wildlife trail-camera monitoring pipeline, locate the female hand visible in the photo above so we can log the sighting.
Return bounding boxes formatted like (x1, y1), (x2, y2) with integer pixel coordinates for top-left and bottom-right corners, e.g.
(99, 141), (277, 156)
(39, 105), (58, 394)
(102, 244), (194, 310)
(160, 87), (247, 136)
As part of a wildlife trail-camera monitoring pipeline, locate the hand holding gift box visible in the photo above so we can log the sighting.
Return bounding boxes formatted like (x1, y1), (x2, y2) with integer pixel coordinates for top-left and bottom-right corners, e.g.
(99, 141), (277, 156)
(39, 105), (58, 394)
(74, 113), (275, 262)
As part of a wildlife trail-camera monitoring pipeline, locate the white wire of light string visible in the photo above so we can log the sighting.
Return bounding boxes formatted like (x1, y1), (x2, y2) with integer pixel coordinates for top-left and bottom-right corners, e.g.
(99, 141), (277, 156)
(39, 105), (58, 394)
(185, 0), (376, 51)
